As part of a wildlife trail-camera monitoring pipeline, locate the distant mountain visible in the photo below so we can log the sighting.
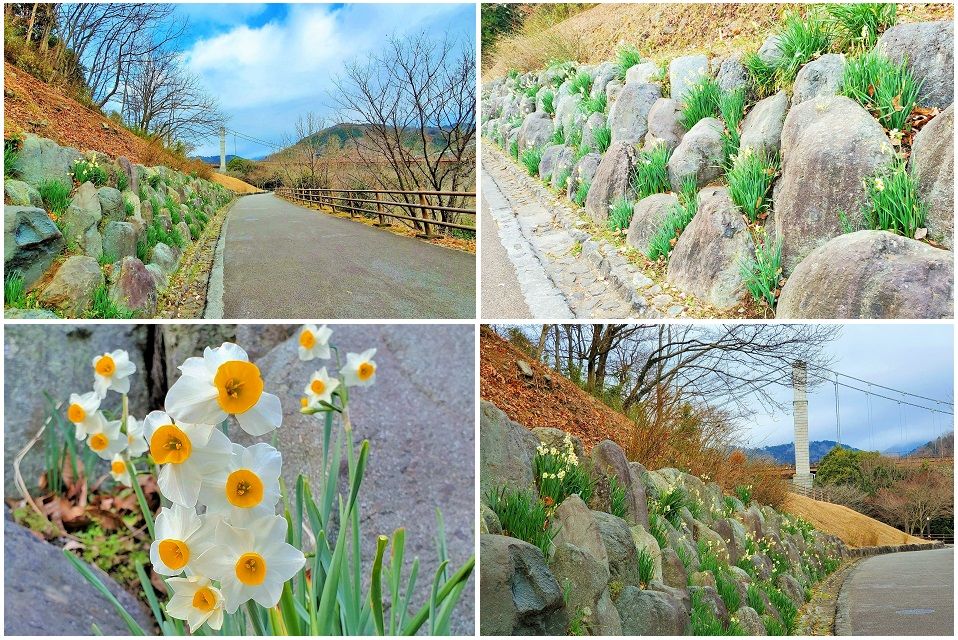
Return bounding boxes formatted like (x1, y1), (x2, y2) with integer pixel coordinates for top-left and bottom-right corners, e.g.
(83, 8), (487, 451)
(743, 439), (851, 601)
(265, 122), (471, 161)
(192, 154), (267, 165)
(881, 440), (928, 456)
(906, 431), (954, 458)
(746, 440), (861, 465)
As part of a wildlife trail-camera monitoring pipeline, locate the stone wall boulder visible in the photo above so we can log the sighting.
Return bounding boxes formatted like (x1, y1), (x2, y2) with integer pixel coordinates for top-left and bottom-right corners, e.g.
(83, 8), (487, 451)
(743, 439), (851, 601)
(538, 144), (565, 182)
(877, 21), (954, 110)
(4, 180), (43, 207)
(776, 230), (954, 319)
(691, 584), (730, 624)
(694, 520), (731, 563)
(4, 206), (65, 287)
(607, 82), (661, 144)
(581, 112), (606, 150)
(661, 547), (688, 590)
(714, 53), (748, 92)
(102, 221), (137, 260)
(667, 117), (725, 189)
(631, 524), (663, 582)
(479, 400), (538, 496)
(737, 605), (766, 635)
(615, 586), (691, 635)
(626, 61), (659, 85)
(670, 54), (710, 103)
(644, 98), (687, 152)
(61, 181), (103, 258)
(14, 134), (80, 187)
(739, 91), (789, 158)
(518, 112), (555, 153)
(591, 62), (619, 98)
(551, 495), (609, 567)
(585, 141), (640, 223)
(566, 153), (602, 201)
(774, 96), (894, 269)
(626, 192), (679, 257)
(550, 146), (577, 190)
(116, 156), (139, 195)
(479, 534), (567, 635)
(792, 54), (845, 105)
(777, 573), (805, 608)
(37, 255), (103, 316)
(555, 92), (585, 133)
(591, 439), (650, 527)
(108, 256), (157, 317)
(549, 542), (621, 635)
(910, 104), (953, 249)
(97, 187), (125, 221)
(667, 186), (754, 309)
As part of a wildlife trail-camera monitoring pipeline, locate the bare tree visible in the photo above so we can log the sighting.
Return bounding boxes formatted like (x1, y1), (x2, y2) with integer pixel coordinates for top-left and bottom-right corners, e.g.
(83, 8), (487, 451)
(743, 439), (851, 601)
(875, 469), (953, 536)
(276, 112), (333, 189)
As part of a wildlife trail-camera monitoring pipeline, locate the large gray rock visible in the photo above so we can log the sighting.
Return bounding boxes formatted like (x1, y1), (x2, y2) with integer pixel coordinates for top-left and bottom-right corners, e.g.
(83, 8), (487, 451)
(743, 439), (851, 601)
(739, 91), (789, 158)
(538, 144), (565, 182)
(736, 605), (766, 635)
(594, 510), (641, 588)
(149, 242), (179, 278)
(518, 111), (555, 153)
(625, 61), (659, 85)
(97, 186), (124, 221)
(627, 193), (680, 257)
(670, 54), (710, 103)
(550, 495), (608, 567)
(691, 584), (730, 624)
(792, 54), (845, 105)
(607, 82), (661, 144)
(566, 152), (602, 202)
(4, 180), (42, 207)
(581, 112), (607, 151)
(14, 134), (80, 188)
(585, 141), (640, 223)
(667, 187), (754, 309)
(116, 156), (139, 195)
(108, 256), (157, 317)
(757, 34), (783, 64)
(37, 255), (103, 317)
(4, 206), (64, 287)
(910, 104), (954, 249)
(61, 181), (103, 258)
(102, 221), (137, 260)
(774, 96), (894, 269)
(550, 146), (577, 190)
(715, 53), (748, 92)
(615, 585), (691, 635)
(644, 98), (687, 152)
(661, 547), (688, 590)
(776, 230), (954, 319)
(667, 117), (725, 190)
(778, 573), (806, 608)
(555, 92), (584, 133)
(550, 542), (621, 635)
(877, 21), (954, 110)
(591, 439), (650, 527)
(479, 400), (538, 497)
(479, 534), (567, 635)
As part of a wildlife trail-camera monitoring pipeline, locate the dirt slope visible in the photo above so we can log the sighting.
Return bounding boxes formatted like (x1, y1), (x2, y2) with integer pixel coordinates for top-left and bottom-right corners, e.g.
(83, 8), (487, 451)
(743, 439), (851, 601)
(480, 326), (636, 450)
(210, 172), (262, 194)
(782, 493), (931, 548)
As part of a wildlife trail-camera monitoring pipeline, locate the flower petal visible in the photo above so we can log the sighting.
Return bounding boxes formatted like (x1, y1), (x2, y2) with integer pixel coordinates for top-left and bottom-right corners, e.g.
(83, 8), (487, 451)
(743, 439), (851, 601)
(235, 393), (282, 437)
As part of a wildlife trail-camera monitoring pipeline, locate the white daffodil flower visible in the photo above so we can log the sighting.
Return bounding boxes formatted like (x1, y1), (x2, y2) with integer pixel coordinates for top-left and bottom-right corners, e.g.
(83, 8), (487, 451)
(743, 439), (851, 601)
(303, 367), (339, 407)
(165, 576), (225, 632)
(143, 410), (232, 507)
(86, 412), (127, 460)
(298, 324), (332, 361)
(110, 454), (133, 487)
(92, 350), (137, 397)
(198, 443), (282, 521)
(66, 391), (101, 440)
(150, 504), (215, 576)
(164, 342), (283, 437)
(342, 348), (377, 387)
(192, 515), (306, 614)
(125, 415), (148, 457)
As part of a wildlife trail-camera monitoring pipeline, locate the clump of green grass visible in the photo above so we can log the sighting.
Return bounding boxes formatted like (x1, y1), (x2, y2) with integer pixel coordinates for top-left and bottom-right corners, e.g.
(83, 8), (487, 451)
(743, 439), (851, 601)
(826, 2), (897, 51)
(647, 177), (698, 261)
(508, 69), (519, 80)
(136, 241), (149, 263)
(745, 10), (832, 96)
(4, 138), (20, 178)
(690, 588), (726, 635)
(862, 159), (926, 238)
(680, 77), (722, 130)
(766, 584), (798, 633)
(648, 484), (694, 529)
(567, 126), (583, 149)
(573, 144), (592, 163)
(555, 167), (572, 191)
(4, 270), (28, 307)
(740, 234), (783, 309)
(72, 157), (108, 186)
(726, 149), (777, 222)
(521, 147), (543, 176)
(580, 92), (607, 115)
(38, 179), (72, 218)
(608, 475), (627, 518)
(746, 583), (766, 615)
(593, 125), (612, 153)
(551, 124), (567, 146)
(486, 486), (555, 557)
(718, 87), (747, 161)
(569, 71), (593, 97)
(632, 145), (672, 200)
(607, 196), (633, 232)
(637, 547), (655, 587)
(573, 180), (590, 206)
(86, 284), (135, 319)
(542, 90), (556, 115)
(524, 84), (540, 99)
(617, 44), (643, 81)
(715, 569), (742, 612)
(509, 138), (519, 160)
(148, 173), (163, 189)
(123, 199), (135, 217)
(114, 168), (128, 192)
(98, 252), (118, 267)
(841, 49), (922, 131)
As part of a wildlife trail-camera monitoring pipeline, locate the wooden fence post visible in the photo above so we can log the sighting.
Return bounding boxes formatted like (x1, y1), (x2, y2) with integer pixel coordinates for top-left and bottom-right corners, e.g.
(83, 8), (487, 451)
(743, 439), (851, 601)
(375, 193), (388, 226)
(417, 193), (432, 238)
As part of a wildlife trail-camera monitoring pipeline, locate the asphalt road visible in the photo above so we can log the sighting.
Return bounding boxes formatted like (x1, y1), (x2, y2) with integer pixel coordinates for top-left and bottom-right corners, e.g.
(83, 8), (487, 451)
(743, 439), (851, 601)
(215, 193), (476, 318)
(480, 191), (532, 319)
(838, 547), (953, 636)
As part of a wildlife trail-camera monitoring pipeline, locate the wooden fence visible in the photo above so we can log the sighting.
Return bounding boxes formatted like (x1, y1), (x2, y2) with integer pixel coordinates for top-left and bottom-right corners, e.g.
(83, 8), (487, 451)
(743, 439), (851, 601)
(274, 187), (476, 236)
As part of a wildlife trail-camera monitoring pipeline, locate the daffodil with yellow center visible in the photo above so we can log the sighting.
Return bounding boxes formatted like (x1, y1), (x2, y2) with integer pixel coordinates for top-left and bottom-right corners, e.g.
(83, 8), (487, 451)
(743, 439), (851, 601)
(109, 454), (133, 487)
(143, 410), (232, 507)
(85, 412), (127, 460)
(192, 515), (305, 613)
(198, 442), (282, 521)
(149, 504), (214, 576)
(342, 348), (377, 388)
(297, 323), (332, 361)
(302, 367), (339, 409)
(92, 349), (137, 398)
(165, 576), (225, 632)
(165, 343), (282, 437)
(66, 391), (101, 440)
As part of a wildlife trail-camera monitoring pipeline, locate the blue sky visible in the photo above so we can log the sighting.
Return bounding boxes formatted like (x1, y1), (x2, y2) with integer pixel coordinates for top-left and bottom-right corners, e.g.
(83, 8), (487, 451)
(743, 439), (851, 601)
(745, 324), (954, 454)
(165, 3), (475, 157)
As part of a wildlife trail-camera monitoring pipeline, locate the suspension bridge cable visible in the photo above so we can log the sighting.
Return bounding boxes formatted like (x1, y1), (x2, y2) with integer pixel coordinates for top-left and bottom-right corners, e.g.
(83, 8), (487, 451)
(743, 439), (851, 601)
(809, 364), (954, 406)
(831, 379), (954, 415)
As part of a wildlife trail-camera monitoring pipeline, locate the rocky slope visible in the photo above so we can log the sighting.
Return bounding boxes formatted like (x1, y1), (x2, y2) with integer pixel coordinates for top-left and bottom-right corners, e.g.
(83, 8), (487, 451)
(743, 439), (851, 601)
(479, 400), (847, 635)
(481, 13), (954, 319)
(5, 134), (233, 318)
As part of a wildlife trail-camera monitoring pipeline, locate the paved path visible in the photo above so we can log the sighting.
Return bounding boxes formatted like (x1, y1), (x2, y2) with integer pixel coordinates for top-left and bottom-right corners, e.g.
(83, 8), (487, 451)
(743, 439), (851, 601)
(838, 547), (953, 636)
(212, 193), (475, 318)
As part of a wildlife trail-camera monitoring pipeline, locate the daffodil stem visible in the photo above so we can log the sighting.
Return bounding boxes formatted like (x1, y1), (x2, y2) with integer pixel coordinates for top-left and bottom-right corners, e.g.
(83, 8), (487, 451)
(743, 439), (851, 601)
(126, 455), (155, 539)
(120, 394), (128, 433)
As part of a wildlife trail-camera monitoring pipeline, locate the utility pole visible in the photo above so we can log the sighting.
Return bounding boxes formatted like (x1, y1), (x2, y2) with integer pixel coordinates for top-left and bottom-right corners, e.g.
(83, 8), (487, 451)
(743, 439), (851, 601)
(793, 360), (813, 489)
(219, 126), (226, 172)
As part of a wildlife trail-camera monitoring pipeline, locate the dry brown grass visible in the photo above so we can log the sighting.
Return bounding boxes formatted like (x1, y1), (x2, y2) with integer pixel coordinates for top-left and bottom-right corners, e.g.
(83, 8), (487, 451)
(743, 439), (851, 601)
(483, 2), (955, 79)
(782, 493), (932, 548)
(210, 172), (263, 194)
